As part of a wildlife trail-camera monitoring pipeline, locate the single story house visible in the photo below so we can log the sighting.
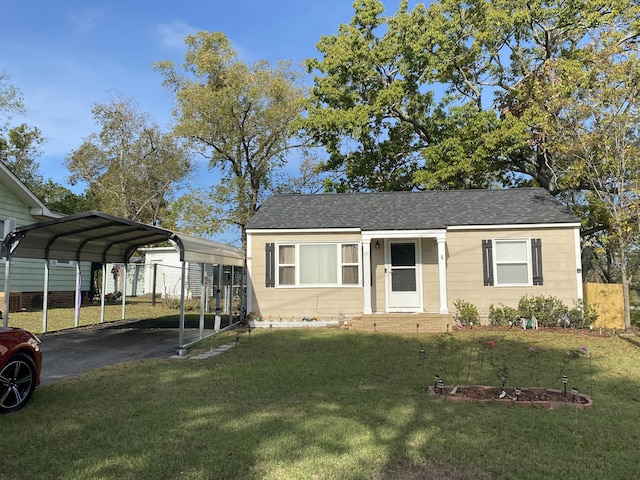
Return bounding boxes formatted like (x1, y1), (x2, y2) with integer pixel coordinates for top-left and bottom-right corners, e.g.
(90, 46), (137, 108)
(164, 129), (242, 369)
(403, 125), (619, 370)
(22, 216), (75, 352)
(245, 188), (582, 327)
(1, 162), (91, 312)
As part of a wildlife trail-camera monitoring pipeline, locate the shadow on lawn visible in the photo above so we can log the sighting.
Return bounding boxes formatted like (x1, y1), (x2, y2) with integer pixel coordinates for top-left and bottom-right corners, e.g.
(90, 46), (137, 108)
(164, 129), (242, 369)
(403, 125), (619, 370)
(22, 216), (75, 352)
(4, 329), (639, 480)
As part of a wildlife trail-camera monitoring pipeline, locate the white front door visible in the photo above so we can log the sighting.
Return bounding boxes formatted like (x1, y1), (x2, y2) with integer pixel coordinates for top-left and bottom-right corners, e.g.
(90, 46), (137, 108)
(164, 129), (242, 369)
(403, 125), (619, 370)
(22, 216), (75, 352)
(386, 240), (422, 312)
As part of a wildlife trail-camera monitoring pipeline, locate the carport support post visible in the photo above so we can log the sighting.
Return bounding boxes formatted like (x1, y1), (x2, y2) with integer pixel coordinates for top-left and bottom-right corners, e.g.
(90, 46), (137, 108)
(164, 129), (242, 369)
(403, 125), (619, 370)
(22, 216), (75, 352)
(199, 263), (205, 339)
(100, 262), (107, 323)
(178, 260), (186, 353)
(74, 261), (81, 327)
(42, 259), (50, 333)
(3, 253), (10, 327)
(214, 264), (222, 331)
(121, 263), (127, 320)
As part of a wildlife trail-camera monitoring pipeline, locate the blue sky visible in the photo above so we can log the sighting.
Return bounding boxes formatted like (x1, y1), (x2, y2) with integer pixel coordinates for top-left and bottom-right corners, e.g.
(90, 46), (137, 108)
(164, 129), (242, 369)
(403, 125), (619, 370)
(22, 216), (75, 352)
(1, 0), (388, 189)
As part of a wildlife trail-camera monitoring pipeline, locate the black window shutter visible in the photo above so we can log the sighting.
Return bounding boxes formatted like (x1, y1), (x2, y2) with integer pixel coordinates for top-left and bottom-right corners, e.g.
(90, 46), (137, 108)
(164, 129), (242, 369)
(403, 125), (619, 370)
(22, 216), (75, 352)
(531, 238), (543, 285)
(482, 239), (494, 286)
(265, 243), (275, 288)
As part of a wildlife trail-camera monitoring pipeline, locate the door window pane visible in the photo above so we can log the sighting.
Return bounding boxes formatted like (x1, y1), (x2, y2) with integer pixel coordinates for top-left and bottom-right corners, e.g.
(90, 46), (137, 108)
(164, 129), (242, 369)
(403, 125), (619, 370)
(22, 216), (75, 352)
(391, 243), (415, 266)
(392, 269), (416, 291)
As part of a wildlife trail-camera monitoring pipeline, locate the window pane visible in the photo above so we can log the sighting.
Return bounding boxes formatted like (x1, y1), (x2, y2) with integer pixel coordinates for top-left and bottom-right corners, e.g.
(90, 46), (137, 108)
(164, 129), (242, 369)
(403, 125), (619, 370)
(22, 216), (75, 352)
(342, 244), (358, 263)
(279, 266), (295, 285)
(496, 264), (529, 284)
(300, 244), (337, 284)
(495, 241), (527, 262)
(342, 266), (359, 285)
(279, 245), (295, 264)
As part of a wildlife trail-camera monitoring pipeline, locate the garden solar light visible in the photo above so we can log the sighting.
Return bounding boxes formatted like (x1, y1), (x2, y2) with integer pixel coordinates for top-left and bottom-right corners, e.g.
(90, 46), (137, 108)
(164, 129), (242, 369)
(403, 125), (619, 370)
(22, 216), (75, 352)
(563, 375), (568, 397)
(571, 387), (578, 403)
(438, 379), (444, 394)
(434, 374), (440, 388)
(419, 347), (425, 360)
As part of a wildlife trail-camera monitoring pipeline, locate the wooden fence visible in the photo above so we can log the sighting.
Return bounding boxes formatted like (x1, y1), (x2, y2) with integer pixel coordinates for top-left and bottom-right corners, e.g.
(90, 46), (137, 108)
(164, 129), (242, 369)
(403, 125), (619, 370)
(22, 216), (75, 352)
(583, 282), (624, 330)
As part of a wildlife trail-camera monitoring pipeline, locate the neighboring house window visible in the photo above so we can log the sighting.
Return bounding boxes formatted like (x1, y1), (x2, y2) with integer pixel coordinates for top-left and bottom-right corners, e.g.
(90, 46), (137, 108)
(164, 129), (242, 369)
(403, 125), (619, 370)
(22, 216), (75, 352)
(482, 238), (543, 286)
(272, 243), (361, 287)
(50, 260), (78, 267)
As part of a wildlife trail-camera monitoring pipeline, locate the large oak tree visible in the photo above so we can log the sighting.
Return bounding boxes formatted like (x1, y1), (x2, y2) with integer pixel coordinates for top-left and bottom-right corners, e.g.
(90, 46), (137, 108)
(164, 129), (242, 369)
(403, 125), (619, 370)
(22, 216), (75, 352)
(154, 31), (307, 249)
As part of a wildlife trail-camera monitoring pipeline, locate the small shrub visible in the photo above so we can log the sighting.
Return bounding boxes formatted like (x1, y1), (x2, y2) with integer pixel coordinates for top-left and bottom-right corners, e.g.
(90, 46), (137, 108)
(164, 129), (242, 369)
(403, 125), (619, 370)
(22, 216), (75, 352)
(489, 304), (520, 327)
(453, 299), (479, 325)
(518, 295), (567, 328)
(567, 300), (598, 328)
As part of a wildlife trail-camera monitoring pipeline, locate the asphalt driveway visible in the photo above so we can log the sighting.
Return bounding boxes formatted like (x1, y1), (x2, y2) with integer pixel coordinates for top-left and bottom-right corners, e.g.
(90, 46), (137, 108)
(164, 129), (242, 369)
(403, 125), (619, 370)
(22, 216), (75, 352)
(38, 317), (231, 386)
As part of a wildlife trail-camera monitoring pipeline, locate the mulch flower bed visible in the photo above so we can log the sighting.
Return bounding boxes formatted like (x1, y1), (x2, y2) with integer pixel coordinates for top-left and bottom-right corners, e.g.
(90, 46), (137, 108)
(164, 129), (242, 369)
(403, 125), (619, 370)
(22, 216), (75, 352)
(427, 385), (593, 410)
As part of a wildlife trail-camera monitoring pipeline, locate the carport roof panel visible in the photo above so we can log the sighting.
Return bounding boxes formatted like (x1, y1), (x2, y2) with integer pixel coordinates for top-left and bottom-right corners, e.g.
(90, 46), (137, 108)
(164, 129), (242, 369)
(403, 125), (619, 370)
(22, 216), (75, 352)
(4, 211), (244, 266)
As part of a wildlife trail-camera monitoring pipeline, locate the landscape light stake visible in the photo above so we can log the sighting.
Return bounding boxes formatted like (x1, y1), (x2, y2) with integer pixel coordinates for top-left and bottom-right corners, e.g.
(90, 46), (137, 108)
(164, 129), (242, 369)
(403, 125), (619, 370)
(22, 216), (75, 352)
(571, 387), (578, 403)
(438, 379), (444, 395)
(563, 375), (568, 397)
(373, 322), (377, 332)
(235, 335), (240, 347)
(248, 328), (252, 339)
(419, 347), (426, 388)
(434, 374), (440, 389)
(515, 387), (521, 401)
(416, 323), (420, 332)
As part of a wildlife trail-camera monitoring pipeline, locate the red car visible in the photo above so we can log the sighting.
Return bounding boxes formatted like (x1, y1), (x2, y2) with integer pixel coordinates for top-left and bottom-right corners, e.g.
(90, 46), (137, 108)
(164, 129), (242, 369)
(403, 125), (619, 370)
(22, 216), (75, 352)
(0, 326), (42, 413)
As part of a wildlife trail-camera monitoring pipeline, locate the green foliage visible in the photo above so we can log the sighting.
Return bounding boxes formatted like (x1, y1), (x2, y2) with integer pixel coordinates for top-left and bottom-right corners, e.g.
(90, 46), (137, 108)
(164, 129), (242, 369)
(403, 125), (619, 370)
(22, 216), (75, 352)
(0, 123), (45, 190)
(453, 299), (479, 325)
(488, 304), (520, 327)
(567, 300), (599, 329)
(518, 295), (567, 328)
(155, 32), (307, 248)
(65, 93), (192, 225)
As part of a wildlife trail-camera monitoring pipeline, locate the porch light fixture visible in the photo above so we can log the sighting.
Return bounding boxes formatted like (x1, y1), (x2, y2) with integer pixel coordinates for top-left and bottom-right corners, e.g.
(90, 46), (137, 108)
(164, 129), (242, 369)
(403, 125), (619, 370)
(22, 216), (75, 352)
(375, 241), (380, 249)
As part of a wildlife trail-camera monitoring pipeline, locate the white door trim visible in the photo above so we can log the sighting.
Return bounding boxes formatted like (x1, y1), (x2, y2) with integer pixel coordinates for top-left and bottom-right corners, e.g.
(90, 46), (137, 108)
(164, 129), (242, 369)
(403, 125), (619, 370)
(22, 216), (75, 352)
(385, 239), (423, 313)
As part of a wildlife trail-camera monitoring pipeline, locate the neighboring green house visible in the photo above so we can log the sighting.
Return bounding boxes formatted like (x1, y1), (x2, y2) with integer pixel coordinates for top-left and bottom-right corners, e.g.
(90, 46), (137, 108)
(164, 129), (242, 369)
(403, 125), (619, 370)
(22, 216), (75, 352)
(1, 162), (91, 312)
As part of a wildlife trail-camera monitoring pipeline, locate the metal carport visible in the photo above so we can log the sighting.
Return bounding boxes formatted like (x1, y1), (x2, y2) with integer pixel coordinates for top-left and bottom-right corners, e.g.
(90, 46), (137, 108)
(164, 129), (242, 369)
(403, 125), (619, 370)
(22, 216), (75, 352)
(1, 211), (245, 353)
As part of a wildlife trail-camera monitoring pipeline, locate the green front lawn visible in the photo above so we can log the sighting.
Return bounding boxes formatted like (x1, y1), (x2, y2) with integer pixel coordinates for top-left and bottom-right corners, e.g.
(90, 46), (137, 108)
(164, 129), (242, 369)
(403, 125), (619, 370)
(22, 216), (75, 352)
(1, 328), (638, 479)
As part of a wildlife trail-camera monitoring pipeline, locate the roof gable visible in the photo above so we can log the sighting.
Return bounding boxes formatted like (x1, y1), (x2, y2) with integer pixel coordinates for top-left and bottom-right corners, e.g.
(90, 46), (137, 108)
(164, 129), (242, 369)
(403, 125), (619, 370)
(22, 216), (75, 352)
(0, 162), (58, 219)
(246, 188), (579, 231)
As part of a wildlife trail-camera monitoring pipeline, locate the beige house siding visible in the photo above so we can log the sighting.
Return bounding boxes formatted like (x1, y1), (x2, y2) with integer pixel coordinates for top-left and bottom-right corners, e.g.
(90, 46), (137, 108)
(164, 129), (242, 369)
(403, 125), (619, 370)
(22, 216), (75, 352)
(249, 225), (580, 323)
(446, 227), (580, 321)
(249, 231), (364, 320)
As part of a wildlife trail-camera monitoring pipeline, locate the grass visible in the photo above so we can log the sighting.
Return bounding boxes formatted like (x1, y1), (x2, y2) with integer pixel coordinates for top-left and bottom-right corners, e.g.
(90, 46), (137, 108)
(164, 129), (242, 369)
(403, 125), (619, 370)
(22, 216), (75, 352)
(1, 327), (639, 479)
(4, 295), (193, 333)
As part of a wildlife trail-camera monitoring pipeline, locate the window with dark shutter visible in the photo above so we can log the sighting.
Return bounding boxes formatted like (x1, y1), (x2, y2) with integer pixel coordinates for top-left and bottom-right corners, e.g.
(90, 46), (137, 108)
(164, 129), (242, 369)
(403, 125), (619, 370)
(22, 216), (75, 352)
(531, 238), (543, 285)
(265, 243), (275, 287)
(482, 239), (494, 286)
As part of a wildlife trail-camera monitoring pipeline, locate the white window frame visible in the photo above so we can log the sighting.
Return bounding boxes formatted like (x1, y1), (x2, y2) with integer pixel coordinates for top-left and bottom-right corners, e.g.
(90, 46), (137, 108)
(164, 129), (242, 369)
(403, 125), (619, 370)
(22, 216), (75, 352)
(49, 259), (78, 268)
(492, 238), (532, 287)
(276, 242), (362, 287)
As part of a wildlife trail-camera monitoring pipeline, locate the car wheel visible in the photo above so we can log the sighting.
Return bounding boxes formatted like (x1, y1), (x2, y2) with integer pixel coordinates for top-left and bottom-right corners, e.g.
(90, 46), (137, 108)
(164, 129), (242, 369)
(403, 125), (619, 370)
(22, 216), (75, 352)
(0, 352), (37, 413)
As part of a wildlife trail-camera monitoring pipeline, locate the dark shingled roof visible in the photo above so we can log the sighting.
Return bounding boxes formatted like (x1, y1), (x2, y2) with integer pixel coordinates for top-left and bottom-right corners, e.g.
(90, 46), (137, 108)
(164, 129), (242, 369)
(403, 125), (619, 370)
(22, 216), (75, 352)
(246, 188), (579, 231)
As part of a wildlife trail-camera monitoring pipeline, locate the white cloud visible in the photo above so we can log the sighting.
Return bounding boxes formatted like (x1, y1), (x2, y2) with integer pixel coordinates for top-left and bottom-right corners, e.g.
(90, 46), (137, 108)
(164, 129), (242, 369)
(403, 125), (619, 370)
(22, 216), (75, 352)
(68, 5), (108, 35)
(155, 20), (198, 50)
